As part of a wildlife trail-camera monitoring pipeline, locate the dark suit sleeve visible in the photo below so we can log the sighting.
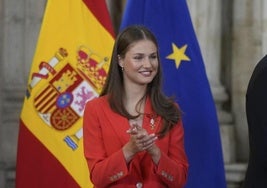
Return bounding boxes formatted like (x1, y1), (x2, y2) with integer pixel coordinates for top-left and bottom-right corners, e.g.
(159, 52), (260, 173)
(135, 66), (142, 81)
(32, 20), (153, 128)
(246, 57), (267, 163)
(244, 55), (267, 187)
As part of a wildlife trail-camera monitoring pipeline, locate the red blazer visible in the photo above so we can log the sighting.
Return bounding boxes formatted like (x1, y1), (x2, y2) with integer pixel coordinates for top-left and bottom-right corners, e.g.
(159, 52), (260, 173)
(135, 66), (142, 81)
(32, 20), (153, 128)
(83, 96), (188, 188)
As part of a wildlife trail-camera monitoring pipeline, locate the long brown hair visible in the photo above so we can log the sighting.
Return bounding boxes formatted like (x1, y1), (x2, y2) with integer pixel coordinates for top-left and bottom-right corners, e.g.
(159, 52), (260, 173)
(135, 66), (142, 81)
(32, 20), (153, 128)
(101, 25), (181, 137)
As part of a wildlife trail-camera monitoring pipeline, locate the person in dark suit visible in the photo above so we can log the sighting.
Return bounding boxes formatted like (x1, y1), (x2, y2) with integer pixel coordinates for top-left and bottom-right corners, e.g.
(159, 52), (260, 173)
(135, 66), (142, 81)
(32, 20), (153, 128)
(243, 55), (267, 187)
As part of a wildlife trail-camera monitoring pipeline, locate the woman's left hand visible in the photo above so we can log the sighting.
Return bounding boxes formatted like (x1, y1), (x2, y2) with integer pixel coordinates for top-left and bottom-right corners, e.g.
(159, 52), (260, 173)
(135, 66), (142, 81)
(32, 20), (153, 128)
(127, 124), (161, 164)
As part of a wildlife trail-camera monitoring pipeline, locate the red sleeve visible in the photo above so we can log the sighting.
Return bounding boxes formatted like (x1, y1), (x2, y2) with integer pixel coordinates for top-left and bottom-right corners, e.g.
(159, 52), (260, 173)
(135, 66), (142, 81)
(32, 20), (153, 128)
(83, 100), (128, 187)
(155, 120), (189, 187)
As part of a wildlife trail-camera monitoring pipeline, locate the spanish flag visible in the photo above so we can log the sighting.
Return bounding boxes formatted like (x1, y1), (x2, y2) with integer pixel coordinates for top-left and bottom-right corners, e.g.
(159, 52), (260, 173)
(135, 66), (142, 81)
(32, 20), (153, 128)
(16, 0), (114, 187)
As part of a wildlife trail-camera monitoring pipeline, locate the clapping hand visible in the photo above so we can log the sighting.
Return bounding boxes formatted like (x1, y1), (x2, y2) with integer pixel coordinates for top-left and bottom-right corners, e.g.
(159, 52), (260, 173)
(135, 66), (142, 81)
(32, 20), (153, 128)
(123, 124), (160, 164)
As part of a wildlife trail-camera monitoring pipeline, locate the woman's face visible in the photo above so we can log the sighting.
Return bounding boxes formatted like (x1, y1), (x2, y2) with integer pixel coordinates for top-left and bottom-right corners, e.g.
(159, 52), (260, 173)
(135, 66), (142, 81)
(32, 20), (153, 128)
(119, 39), (158, 86)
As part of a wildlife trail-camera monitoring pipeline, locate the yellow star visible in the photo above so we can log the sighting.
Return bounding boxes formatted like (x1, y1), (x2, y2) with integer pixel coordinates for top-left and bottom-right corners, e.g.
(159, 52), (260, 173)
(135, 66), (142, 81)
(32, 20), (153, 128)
(166, 43), (190, 69)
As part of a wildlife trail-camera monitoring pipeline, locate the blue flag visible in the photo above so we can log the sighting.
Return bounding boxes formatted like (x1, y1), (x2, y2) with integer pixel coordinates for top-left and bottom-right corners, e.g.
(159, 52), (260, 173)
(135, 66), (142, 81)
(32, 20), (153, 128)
(120, 0), (226, 187)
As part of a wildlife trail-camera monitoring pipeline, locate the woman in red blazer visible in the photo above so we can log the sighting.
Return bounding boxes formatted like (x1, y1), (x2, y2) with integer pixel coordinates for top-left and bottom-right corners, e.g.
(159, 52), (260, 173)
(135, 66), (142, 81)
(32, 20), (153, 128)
(83, 25), (188, 188)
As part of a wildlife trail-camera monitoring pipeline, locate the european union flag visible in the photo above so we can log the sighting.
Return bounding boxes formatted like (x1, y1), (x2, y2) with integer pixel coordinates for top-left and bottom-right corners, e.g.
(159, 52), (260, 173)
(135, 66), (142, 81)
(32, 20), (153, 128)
(120, 0), (226, 187)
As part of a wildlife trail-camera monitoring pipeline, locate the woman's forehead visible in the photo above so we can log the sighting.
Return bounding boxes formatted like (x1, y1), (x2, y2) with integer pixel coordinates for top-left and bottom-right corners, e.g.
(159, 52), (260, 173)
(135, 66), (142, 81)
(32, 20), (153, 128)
(127, 40), (157, 52)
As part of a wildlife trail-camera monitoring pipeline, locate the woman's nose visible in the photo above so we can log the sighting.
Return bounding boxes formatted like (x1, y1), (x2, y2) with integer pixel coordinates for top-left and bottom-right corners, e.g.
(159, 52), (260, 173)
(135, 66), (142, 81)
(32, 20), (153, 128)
(143, 57), (152, 67)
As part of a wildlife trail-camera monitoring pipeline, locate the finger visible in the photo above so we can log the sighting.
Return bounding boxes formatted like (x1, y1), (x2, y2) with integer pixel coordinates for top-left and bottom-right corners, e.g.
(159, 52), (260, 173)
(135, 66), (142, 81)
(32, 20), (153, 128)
(142, 138), (155, 148)
(126, 125), (140, 134)
(142, 140), (157, 150)
(137, 140), (145, 148)
(140, 134), (158, 144)
(149, 133), (158, 139)
(126, 128), (138, 135)
(130, 123), (141, 131)
(135, 141), (144, 151)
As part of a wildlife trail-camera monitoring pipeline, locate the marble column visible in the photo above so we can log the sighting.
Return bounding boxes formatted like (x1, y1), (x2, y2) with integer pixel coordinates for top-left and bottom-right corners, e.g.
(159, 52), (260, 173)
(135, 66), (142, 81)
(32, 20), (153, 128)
(2, 0), (26, 166)
(0, 0), (3, 129)
(105, 0), (125, 34)
(262, 1), (267, 54)
(24, 0), (46, 75)
(232, 0), (263, 162)
(187, 0), (235, 163)
(1, 0), (46, 186)
(0, 0), (5, 187)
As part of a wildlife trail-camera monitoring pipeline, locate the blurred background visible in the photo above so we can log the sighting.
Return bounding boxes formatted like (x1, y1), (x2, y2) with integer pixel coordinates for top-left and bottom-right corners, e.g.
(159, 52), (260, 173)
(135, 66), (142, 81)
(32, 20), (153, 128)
(1, 0), (267, 187)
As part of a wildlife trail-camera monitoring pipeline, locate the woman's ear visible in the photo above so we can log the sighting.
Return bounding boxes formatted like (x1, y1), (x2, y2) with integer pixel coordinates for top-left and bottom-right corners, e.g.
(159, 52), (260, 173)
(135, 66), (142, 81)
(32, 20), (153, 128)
(117, 55), (123, 67)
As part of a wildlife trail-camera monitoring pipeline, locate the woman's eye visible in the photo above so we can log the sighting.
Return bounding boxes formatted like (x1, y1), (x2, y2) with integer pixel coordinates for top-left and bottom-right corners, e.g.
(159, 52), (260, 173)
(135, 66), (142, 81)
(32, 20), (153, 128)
(150, 55), (157, 59)
(134, 56), (143, 60)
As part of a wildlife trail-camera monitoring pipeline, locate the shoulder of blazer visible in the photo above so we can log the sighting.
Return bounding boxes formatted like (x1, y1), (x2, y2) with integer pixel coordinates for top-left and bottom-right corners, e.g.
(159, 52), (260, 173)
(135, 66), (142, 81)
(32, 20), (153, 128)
(247, 55), (267, 95)
(87, 95), (108, 106)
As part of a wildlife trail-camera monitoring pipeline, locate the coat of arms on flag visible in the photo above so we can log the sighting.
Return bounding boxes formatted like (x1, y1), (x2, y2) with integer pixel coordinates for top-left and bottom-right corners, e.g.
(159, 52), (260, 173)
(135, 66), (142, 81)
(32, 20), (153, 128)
(28, 46), (109, 150)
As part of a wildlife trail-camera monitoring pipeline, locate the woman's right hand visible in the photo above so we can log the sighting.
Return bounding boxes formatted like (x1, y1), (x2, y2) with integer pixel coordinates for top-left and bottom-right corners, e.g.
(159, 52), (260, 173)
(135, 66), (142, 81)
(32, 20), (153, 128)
(123, 124), (158, 163)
